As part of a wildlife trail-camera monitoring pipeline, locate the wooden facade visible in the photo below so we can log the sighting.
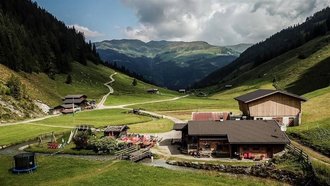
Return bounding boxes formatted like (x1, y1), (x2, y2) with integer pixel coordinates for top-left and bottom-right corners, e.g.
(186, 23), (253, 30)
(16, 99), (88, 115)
(175, 120), (290, 159)
(236, 90), (306, 126)
(240, 94), (301, 117)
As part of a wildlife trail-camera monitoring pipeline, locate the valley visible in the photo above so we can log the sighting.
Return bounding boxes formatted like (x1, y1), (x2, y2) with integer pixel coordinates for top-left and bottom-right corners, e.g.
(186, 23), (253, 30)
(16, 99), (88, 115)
(96, 40), (248, 89)
(0, 0), (330, 185)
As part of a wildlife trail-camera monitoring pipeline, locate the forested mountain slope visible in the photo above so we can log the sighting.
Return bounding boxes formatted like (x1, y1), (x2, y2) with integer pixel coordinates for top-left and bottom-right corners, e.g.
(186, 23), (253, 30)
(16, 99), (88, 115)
(196, 7), (330, 90)
(0, 0), (101, 74)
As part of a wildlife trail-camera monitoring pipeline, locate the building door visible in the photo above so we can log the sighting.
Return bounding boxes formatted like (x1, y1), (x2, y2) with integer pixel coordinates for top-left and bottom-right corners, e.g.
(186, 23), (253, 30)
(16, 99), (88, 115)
(267, 147), (273, 158)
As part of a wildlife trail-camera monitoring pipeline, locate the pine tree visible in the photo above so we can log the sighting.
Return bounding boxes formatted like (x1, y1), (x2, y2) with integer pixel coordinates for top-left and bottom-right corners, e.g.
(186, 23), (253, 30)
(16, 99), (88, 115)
(65, 74), (72, 84)
(132, 78), (137, 86)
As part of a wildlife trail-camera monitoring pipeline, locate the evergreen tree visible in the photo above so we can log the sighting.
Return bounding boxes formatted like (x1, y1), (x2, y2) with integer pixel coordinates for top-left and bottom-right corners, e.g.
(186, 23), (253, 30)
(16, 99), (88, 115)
(132, 78), (137, 86)
(65, 74), (72, 84)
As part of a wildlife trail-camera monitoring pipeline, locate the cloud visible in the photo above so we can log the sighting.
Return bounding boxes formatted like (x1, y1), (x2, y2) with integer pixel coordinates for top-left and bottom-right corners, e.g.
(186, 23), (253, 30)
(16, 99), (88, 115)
(121, 0), (330, 45)
(69, 24), (104, 39)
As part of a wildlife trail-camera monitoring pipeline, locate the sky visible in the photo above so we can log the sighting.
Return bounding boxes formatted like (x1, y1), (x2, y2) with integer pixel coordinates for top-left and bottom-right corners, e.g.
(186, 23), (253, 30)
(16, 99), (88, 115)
(34, 0), (330, 46)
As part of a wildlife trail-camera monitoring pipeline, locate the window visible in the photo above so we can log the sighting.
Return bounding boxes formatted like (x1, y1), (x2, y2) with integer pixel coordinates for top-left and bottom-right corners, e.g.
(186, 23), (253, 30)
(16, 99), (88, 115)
(252, 146), (260, 151)
(256, 118), (263, 120)
(243, 146), (248, 151)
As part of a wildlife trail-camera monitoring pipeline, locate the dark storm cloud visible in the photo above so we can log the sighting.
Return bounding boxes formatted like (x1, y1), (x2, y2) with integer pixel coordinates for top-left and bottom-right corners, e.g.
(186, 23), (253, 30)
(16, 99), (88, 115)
(121, 0), (330, 45)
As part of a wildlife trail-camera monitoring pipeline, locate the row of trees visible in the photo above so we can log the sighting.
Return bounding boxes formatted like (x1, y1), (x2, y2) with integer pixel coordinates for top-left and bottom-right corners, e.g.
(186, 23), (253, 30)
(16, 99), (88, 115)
(0, 0), (102, 76)
(195, 7), (330, 88)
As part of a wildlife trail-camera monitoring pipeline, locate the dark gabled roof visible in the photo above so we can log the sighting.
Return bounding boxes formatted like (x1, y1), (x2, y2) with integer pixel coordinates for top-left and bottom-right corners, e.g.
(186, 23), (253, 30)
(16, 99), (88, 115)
(173, 123), (187, 130)
(104, 125), (129, 132)
(234, 89), (307, 103)
(63, 98), (86, 104)
(187, 120), (290, 144)
(64, 95), (87, 99)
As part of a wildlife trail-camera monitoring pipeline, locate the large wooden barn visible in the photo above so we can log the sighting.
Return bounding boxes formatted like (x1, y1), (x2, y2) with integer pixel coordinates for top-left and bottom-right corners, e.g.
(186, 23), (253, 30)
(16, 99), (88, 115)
(234, 90), (307, 126)
(174, 120), (290, 159)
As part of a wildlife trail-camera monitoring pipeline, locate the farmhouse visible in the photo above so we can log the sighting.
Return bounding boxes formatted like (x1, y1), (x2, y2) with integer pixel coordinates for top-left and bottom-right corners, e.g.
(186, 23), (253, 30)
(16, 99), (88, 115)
(174, 120), (290, 159)
(192, 112), (230, 121)
(50, 104), (80, 114)
(234, 90), (307, 126)
(104, 125), (129, 138)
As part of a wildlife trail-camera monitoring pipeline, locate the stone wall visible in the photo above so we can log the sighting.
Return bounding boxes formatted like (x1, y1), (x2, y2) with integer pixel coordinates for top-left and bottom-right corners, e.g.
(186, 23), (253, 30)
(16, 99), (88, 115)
(166, 160), (306, 185)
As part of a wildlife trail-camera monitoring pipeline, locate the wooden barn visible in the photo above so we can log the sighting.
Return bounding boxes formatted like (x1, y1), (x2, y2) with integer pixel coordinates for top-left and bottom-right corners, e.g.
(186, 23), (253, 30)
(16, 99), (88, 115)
(50, 104), (80, 114)
(62, 95), (88, 108)
(104, 125), (129, 138)
(191, 112), (230, 121)
(174, 120), (290, 159)
(234, 90), (307, 126)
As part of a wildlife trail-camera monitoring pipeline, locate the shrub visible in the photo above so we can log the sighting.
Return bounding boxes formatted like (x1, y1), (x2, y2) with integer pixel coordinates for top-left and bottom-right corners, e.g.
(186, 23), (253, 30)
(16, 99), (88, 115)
(6, 75), (23, 100)
(89, 137), (119, 154)
(73, 132), (90, 149)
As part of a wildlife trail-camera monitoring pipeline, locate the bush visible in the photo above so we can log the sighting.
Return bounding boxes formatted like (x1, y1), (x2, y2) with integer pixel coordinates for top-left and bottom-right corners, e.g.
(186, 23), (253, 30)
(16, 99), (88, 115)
(6, 75), (23, 100)
(73, 132), (90, 149)
(89, 137), (119, 154)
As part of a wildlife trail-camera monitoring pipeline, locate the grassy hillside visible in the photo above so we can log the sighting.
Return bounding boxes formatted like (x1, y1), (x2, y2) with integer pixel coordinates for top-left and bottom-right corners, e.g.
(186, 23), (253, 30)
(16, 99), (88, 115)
(196, 7), (330, 88)
(105, 71), (178, 106)
(0, 62), (112, 106)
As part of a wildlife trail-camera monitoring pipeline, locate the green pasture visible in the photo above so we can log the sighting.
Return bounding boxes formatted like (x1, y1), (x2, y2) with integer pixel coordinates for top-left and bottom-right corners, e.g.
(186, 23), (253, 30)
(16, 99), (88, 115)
(0, 156), (287, 186)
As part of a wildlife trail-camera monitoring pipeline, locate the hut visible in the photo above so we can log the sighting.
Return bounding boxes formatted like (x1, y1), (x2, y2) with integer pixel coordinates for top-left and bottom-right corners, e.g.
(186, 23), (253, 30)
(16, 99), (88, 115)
(104, 125), (129, 138)
(235, 89), (307, 126)
(147, 89), (159, 94)
(178, 89), (186, 93)
(174, 120), (290, 159)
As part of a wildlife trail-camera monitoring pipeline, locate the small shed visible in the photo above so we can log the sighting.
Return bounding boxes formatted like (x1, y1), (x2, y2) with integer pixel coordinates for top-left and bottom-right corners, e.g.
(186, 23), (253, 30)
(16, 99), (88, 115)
(147, 89), (159, 94)
(104, 125), (129, 138)
(178, 89), (186, 93)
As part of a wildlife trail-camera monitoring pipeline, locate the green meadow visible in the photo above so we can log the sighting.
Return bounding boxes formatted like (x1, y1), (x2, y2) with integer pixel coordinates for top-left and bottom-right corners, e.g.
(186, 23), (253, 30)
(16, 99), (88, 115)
(0, 156), (287, 186)
(0, 109), (174, 146)
(105, 72), (178, 106)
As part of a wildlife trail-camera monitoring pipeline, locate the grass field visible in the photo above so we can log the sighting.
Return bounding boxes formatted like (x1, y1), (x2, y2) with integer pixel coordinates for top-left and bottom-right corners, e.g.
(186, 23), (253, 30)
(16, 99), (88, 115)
(134, 96), (238, 112)
(0, 156), (287, 186)
(105, 72), (178, 106)
(129, 118), (174, 133)
(0, 109), (153, 146)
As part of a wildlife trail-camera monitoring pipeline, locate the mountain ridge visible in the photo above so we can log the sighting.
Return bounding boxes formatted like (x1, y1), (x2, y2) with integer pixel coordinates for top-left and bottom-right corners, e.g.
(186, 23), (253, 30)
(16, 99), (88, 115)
(95, 39), (251, 89)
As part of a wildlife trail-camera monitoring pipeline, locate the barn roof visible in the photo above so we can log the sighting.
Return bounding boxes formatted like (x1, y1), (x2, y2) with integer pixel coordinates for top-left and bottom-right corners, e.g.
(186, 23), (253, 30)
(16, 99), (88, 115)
(192, 112), (229, 121)
(64, 95), (87, 99)
(187, 120), (290, 144)
(234, 89), (307, 103)
(63, 98), (86, 104)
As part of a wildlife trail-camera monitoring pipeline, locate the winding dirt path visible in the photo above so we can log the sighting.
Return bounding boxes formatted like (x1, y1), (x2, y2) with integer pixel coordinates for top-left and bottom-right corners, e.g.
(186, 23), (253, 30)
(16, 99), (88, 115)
(97, 72), (117, 109)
